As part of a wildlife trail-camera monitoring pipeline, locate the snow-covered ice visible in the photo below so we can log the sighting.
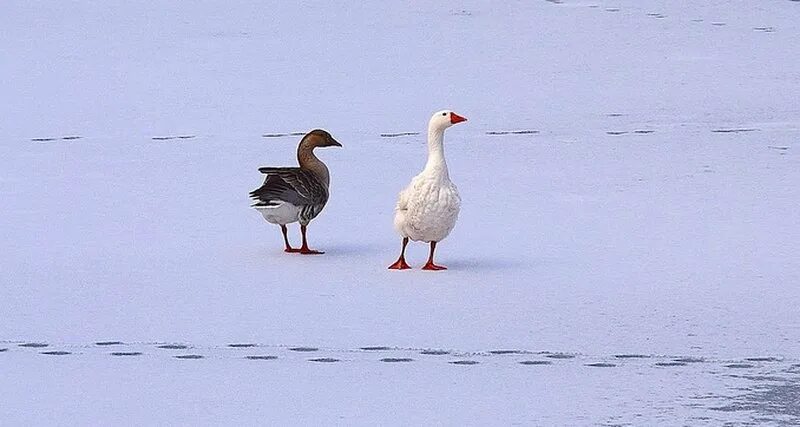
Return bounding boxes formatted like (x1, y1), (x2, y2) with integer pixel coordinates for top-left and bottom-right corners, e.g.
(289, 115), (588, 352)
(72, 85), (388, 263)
(2, 0), (800, 425)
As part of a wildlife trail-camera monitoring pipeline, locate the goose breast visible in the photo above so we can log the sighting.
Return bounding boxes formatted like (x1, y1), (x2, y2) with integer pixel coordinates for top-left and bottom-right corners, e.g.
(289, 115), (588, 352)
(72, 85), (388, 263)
(395, 173), (461, 243)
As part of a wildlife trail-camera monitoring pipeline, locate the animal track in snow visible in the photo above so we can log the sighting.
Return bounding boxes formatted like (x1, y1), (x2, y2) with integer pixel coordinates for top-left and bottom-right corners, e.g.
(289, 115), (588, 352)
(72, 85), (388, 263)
(246, 355), (277, 360)
(486, 130), (539, 135)
(152, 135), (195, 141)
(111, 352), (142, 357)
(381, 358), (413, 363)
(726, 363), (756, 369)
(545, 353), (576, 359)
(19, 343), (48, 348)
(607, 130), (655, 136)
(450, 360), (479, 365)
(157, 344), (189, 350)
(586, 362), (617, 368)
(4, 340), (796, 380)
(711, 128), (759, 133)
(519, 360), (552, 365)
(420, 349), (450, 355)
(380, 132), (419, 138)
(31, 136), (81, 142)
(262, 132), (305, 138)
(489, 349), (528, 355)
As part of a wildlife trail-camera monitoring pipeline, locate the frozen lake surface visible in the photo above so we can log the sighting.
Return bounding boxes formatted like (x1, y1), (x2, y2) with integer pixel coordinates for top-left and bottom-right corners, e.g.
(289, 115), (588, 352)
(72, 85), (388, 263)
(2, 0), (800, 425)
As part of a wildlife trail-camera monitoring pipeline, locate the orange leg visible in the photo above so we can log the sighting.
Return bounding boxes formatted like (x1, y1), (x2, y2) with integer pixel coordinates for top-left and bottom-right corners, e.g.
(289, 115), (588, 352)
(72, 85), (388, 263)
(388, 237), (412, 270)
(421, 241), (446, 271)
(282, 225), (300, 253)
(298, 225), (324, 255)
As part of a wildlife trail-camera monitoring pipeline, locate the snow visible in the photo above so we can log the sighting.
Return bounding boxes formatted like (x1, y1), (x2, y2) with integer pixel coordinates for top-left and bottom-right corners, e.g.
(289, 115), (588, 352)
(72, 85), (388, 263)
(2, 0), (800, 425)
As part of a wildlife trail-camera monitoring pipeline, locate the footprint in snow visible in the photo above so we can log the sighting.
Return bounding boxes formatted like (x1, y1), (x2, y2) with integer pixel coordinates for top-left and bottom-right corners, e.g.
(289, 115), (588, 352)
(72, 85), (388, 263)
(485, 130), (539, 136)
(19, 343), (49, 348)
(174, 354), (204, 360)
(381, 358), (413, 363)
(450, 360), (479, 365)
(585, 362), (616, 368)
(246, 355), (277, 360)
(380, 132), (419, 138)
(309, 357), (339, 363)
(673, 357), (705, 363)
(545, 353), (576, 359)
(745, 357), (781, 362)
(489, 350), (526, 355)
(31, 136), (81, 142)
(711, 128), (759, 133)
(725, 363), (755, 369)
(420, 349), (450, 355)
(519, 360), (552, 366)
(152, 135), (195, 141)
(157, 344), (189, 350)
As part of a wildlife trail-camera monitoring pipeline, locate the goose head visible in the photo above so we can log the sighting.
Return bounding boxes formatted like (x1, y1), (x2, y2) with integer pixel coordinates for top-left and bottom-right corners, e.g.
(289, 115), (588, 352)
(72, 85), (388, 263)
(301, 129), (342, 149)
(429, 110), (467, 131)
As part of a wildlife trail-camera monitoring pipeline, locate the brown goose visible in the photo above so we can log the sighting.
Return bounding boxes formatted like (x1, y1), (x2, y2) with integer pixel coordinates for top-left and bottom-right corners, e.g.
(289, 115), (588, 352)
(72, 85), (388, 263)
(250, 129), (341, 254)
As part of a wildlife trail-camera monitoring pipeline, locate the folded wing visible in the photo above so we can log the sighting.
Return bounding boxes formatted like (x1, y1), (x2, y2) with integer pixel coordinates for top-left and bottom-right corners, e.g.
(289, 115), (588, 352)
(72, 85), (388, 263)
(250, 167), (328, 208)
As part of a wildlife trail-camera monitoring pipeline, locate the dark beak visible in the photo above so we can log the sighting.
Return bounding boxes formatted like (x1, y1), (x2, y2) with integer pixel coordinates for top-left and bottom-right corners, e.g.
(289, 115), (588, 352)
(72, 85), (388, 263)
(329, 137), (342, 147)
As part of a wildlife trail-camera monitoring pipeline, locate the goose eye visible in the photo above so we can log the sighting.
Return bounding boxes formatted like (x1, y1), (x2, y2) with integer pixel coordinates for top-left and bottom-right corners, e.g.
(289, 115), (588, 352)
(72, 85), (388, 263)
(442, 112), (447, 116)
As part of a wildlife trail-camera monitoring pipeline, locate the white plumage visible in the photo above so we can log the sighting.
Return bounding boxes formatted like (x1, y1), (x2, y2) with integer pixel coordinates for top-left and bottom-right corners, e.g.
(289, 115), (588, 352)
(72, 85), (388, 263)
(389, 110), (467, 271)
(393, 171), (461, 243)
(255, 202), (300, 225)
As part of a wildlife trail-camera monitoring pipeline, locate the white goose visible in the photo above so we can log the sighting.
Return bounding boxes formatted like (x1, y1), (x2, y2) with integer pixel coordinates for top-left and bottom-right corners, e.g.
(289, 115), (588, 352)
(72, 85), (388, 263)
(389, 110), (467, 270)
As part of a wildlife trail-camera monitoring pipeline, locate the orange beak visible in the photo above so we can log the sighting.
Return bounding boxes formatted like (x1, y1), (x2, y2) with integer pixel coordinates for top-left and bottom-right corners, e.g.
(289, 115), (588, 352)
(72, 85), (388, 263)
(450, 112), (467, 124)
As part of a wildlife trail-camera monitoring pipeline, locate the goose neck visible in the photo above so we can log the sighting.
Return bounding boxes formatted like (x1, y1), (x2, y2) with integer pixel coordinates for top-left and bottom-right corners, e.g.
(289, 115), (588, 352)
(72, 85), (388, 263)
(423, 126), (449, 177)
(298, 146), (330, 186)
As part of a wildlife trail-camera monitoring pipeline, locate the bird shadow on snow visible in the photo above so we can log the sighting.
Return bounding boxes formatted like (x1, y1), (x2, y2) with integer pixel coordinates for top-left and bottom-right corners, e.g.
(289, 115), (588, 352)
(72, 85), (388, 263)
(443, 257), (523, 271)
(320, 242), (385, 257)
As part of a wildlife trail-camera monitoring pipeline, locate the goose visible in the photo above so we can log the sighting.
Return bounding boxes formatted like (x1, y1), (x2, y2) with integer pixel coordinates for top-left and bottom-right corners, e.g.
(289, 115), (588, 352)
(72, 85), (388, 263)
(389, 110), (467, 270)
(250, 129), (341, 254)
